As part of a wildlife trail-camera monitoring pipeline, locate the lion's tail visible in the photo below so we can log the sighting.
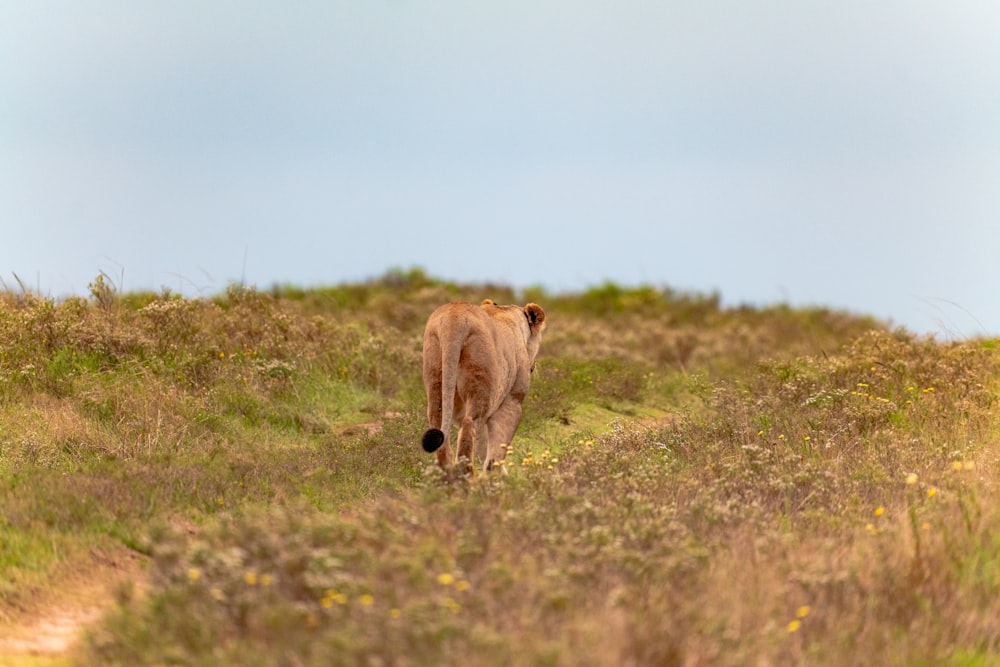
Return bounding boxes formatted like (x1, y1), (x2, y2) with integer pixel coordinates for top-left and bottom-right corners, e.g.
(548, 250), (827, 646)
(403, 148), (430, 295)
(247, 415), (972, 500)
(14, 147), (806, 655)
(421, 319), (464, 455)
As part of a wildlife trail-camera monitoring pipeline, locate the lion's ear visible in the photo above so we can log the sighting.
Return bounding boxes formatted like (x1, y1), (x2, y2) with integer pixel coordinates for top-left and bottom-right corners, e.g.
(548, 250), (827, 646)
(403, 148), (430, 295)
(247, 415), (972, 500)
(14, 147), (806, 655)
(481, 299), (495, 306)
(524, 303), (545, 326)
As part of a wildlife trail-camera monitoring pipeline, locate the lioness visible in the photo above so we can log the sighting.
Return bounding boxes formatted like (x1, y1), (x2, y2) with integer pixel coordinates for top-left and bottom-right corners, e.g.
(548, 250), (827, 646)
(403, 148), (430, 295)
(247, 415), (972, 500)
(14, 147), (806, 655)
(421, 299), (546, 471)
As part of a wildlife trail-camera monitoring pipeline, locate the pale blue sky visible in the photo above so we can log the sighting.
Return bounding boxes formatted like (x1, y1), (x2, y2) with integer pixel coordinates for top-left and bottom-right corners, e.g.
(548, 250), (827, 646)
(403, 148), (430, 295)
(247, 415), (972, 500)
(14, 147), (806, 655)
(2, 2), (998, 336)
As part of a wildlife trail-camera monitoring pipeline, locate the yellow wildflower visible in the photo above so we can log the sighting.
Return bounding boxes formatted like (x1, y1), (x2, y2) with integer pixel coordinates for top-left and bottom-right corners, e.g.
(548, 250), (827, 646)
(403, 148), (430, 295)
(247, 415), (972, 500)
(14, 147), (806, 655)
(437, 573), (455, 586)
(787, 620), (801, 633)
(324, 589), (347, 605)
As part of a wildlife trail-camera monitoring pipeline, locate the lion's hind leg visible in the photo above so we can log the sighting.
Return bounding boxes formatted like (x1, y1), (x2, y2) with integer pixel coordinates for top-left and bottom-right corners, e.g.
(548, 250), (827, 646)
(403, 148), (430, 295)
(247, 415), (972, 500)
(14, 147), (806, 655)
(485, 398), (523, 473)
(457, 410), (490, 473)
(456, 416), (475, 470)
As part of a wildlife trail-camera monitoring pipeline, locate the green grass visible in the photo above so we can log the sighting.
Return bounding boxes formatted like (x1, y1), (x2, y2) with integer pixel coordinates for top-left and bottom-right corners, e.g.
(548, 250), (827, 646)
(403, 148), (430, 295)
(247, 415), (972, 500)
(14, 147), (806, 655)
(0, 270), (997, 665)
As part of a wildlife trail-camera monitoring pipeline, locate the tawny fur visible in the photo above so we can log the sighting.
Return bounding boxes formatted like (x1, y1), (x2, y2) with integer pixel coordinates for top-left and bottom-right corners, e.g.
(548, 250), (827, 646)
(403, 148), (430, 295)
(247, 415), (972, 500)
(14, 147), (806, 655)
(421, 300), (546, 471)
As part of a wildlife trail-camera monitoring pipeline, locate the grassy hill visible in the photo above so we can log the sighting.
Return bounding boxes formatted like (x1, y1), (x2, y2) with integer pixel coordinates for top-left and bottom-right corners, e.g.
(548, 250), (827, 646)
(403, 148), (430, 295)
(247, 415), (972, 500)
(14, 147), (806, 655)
(0, 269), (996, 665)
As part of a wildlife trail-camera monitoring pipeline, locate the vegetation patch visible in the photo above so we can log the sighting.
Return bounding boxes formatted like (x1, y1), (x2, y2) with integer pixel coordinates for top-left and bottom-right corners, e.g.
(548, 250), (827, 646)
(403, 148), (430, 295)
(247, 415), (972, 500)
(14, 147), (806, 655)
(0, 270), (996, 665)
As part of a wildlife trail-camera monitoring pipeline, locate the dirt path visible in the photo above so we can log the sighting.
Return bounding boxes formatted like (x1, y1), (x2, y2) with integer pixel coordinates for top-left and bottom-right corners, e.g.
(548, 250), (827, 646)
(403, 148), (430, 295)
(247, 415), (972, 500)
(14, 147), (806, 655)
(0, 547), (145, 663)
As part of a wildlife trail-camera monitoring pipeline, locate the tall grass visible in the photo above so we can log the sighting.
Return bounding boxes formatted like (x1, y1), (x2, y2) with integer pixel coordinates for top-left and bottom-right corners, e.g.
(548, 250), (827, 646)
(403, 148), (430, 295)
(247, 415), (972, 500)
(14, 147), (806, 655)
(0, 278), (425, 617)
(80, 324), (999, 666)
(0, 270), (996, 665)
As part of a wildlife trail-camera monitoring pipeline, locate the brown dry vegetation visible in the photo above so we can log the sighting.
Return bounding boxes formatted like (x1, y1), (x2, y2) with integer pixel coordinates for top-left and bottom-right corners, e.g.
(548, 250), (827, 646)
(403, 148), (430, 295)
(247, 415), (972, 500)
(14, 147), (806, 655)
(0, 268), (997, 666)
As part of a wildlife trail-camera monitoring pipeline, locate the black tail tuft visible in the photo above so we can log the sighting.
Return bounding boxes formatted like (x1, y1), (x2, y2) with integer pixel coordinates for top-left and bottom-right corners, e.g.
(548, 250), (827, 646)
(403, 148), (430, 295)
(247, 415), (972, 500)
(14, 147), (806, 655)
(422, 428), (445, 453)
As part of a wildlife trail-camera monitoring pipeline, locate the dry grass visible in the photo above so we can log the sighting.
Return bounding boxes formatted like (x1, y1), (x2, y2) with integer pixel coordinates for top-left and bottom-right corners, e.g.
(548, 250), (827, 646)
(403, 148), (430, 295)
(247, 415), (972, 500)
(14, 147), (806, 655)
(0, 269), (997, 665)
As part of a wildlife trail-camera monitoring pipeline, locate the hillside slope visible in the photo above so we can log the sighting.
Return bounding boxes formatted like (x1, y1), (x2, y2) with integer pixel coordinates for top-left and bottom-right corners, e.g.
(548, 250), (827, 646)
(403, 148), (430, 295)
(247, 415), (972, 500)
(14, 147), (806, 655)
(1, 271), (995, 665)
